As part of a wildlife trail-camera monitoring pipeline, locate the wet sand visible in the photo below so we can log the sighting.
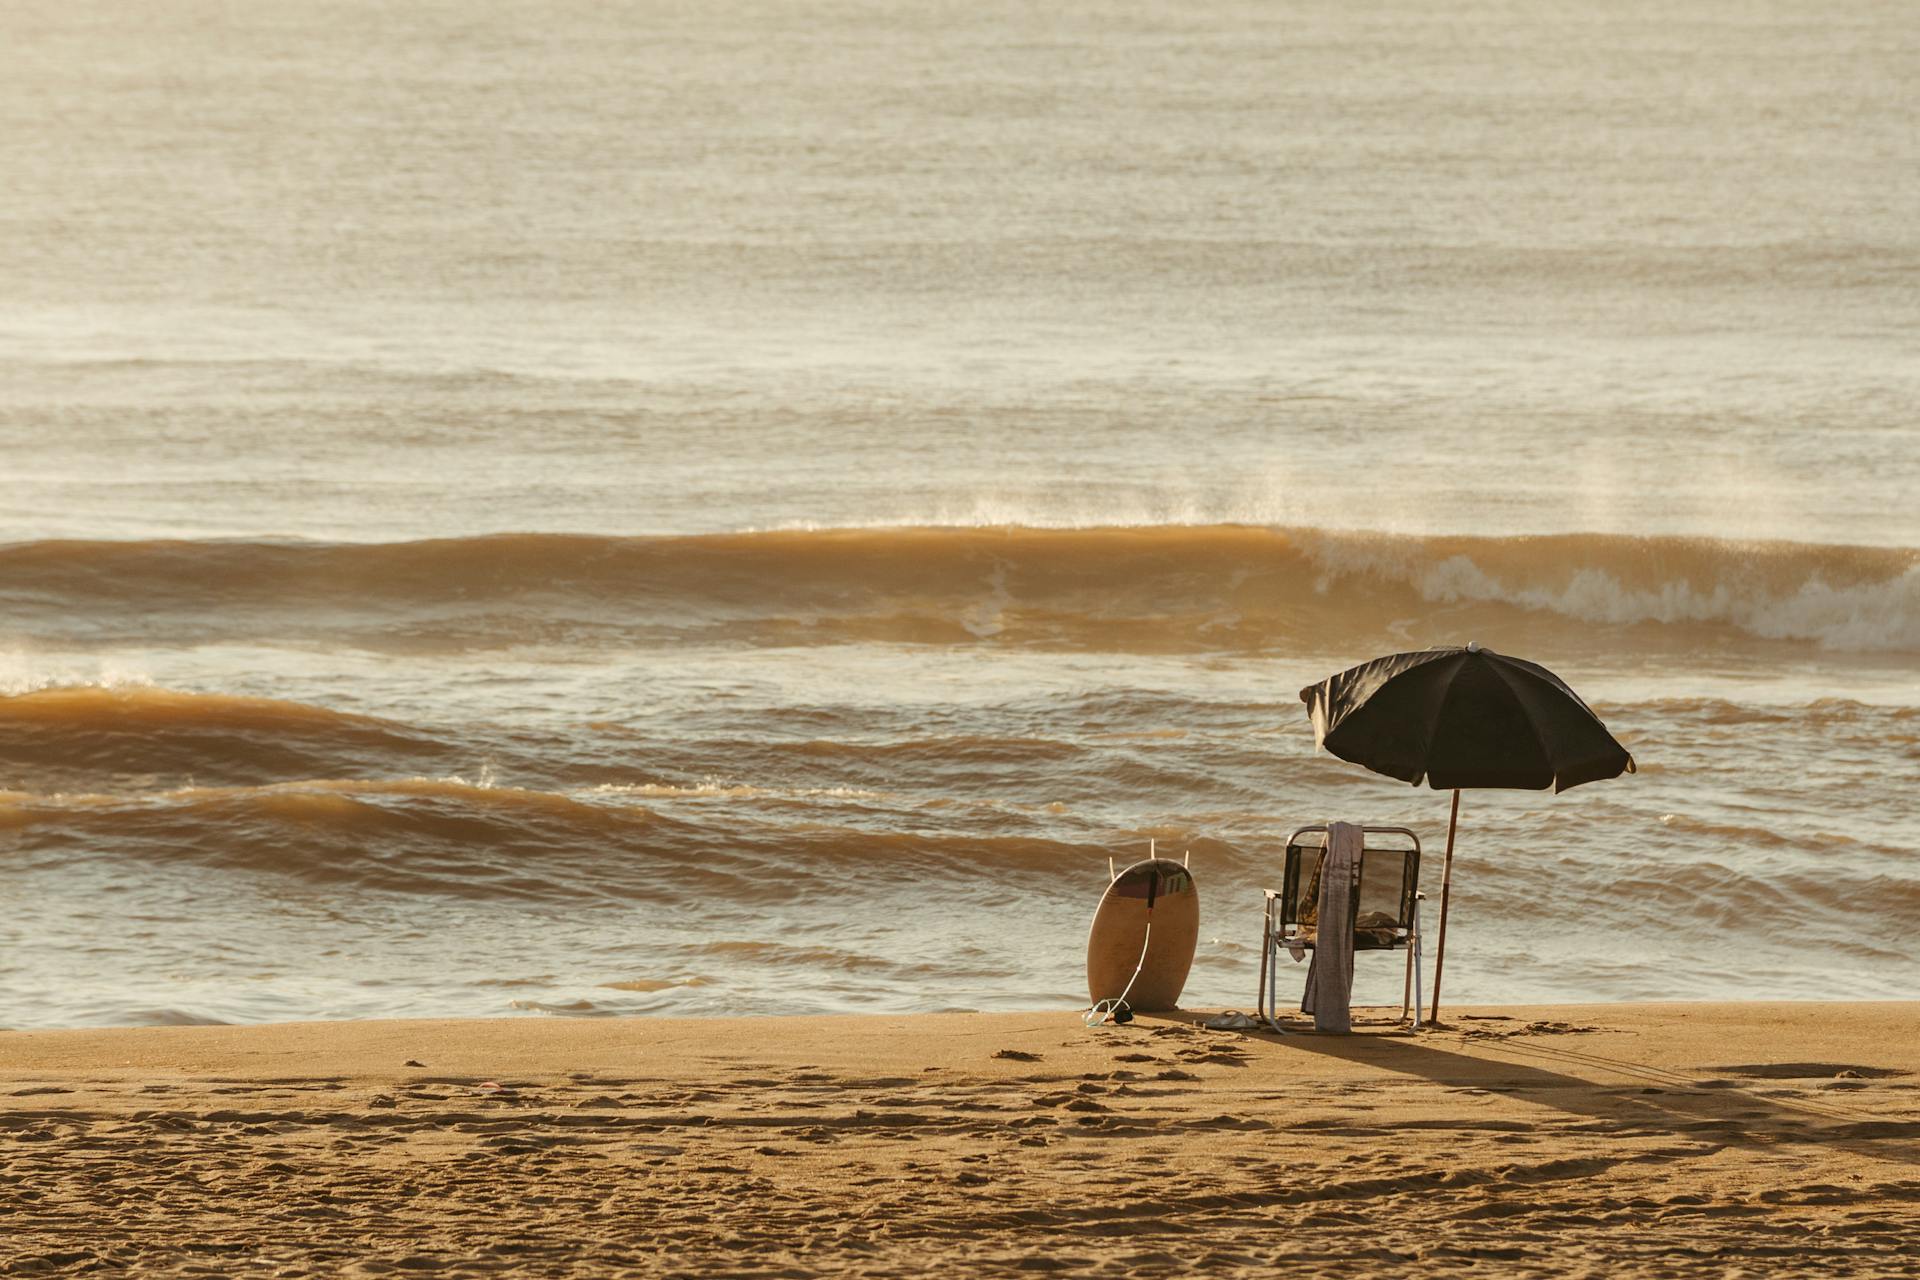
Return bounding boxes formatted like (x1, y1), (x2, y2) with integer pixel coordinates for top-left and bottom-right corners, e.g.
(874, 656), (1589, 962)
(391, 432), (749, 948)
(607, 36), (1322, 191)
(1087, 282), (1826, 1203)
(4, 1002), (1918, 1277)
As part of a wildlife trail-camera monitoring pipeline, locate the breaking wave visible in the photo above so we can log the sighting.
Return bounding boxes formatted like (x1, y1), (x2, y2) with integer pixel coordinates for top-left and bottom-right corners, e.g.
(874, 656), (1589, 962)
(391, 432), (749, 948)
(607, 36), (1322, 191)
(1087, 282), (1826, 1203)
(1, 526), (1915, 653)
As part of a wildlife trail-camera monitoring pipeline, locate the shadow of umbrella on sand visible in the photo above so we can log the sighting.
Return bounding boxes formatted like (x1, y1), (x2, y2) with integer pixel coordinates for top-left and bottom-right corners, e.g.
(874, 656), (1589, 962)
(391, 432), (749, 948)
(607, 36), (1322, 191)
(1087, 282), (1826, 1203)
(1299, 643), (1635, 1021)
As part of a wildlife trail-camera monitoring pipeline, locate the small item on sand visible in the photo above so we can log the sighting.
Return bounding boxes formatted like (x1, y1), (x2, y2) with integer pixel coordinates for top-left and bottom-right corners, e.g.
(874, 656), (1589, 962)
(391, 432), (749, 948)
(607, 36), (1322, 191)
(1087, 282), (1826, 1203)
(1200, 1012), (1260, 1031)
(404, 1059), (425, 1068)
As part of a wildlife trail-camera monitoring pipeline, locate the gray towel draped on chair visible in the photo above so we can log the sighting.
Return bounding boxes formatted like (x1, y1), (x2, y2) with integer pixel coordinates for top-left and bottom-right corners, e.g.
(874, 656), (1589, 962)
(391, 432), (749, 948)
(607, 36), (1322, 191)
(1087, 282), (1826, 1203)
(1300, 820), (1361, 1032)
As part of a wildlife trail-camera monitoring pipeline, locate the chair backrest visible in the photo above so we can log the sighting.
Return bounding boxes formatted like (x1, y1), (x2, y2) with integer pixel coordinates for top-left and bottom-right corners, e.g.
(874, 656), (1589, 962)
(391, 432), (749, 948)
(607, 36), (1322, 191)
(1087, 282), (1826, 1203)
(1281, 825), (1421, 947)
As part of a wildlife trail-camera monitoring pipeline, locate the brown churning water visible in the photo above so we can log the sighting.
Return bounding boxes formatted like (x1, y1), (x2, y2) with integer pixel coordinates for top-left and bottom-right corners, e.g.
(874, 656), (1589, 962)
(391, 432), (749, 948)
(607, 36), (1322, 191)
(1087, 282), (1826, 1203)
(1, 0), (1915, 1026)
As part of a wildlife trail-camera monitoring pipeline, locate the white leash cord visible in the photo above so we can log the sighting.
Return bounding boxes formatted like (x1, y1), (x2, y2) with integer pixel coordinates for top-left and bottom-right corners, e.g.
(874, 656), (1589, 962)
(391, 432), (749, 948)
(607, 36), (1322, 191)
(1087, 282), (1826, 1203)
(1084, 920), (1152, 1028)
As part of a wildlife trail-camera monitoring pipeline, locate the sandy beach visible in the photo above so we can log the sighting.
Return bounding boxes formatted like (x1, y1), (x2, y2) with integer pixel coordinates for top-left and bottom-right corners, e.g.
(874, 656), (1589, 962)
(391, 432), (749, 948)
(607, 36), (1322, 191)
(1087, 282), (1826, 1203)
(5, 1002), (1917, 1277)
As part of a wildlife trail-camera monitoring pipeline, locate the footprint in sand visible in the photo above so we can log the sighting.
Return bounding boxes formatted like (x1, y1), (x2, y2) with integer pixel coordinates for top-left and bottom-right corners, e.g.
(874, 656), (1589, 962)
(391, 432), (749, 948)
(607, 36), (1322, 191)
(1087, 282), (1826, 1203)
(1176, 1049), (1249, 1066)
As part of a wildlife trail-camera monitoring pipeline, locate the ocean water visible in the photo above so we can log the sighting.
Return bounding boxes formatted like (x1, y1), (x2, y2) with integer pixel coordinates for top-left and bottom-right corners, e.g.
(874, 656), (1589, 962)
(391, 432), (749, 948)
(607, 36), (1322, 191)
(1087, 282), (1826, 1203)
(2, 0), (1915, 1028)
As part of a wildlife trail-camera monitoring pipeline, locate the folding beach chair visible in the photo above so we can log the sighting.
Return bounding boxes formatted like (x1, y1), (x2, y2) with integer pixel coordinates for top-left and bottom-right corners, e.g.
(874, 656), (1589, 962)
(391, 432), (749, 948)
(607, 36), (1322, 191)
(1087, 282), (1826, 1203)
(1258, 824), (1426, 1030)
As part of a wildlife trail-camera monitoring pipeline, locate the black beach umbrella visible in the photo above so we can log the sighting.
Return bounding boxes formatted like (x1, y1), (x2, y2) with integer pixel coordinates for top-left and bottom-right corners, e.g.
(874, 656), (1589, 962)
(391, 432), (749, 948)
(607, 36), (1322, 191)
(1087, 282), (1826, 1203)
(1298, 643), (1635, 1019)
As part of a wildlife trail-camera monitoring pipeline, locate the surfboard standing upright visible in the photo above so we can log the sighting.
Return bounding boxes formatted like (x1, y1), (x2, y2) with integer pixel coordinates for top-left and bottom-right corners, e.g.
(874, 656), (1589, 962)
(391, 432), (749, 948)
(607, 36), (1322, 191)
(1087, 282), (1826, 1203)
(1085, 857), (1200, 1013)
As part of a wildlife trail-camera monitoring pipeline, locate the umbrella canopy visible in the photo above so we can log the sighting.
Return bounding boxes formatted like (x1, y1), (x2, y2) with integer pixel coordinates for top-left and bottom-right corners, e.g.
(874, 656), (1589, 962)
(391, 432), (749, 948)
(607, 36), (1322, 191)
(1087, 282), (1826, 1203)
(1297, 644), (1634, 1022)
(1301, 644), (1634, 791)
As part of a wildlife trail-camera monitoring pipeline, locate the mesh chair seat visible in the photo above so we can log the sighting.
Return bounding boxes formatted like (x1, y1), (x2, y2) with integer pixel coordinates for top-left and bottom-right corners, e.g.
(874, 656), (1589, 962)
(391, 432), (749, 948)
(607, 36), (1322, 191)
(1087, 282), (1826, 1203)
(1281, 912), (1407, 951)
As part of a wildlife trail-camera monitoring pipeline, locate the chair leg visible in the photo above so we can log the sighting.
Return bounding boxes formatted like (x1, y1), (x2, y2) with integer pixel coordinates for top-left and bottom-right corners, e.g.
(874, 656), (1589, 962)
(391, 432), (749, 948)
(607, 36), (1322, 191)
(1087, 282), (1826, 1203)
(1411, 901), (1425, 1029)
(1264, 941), (1275, 1027)
(1264, 935), (1283, 1032)
(1261, 898), (1293, 1034)
(1402, 941), (1413, 1020)
(1257, 906), (1271, 1024)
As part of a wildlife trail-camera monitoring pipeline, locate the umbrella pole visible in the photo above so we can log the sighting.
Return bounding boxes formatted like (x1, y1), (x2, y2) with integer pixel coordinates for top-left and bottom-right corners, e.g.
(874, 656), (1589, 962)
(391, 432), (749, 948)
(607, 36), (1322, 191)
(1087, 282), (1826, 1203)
(1431, 789), (1461, 1022)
